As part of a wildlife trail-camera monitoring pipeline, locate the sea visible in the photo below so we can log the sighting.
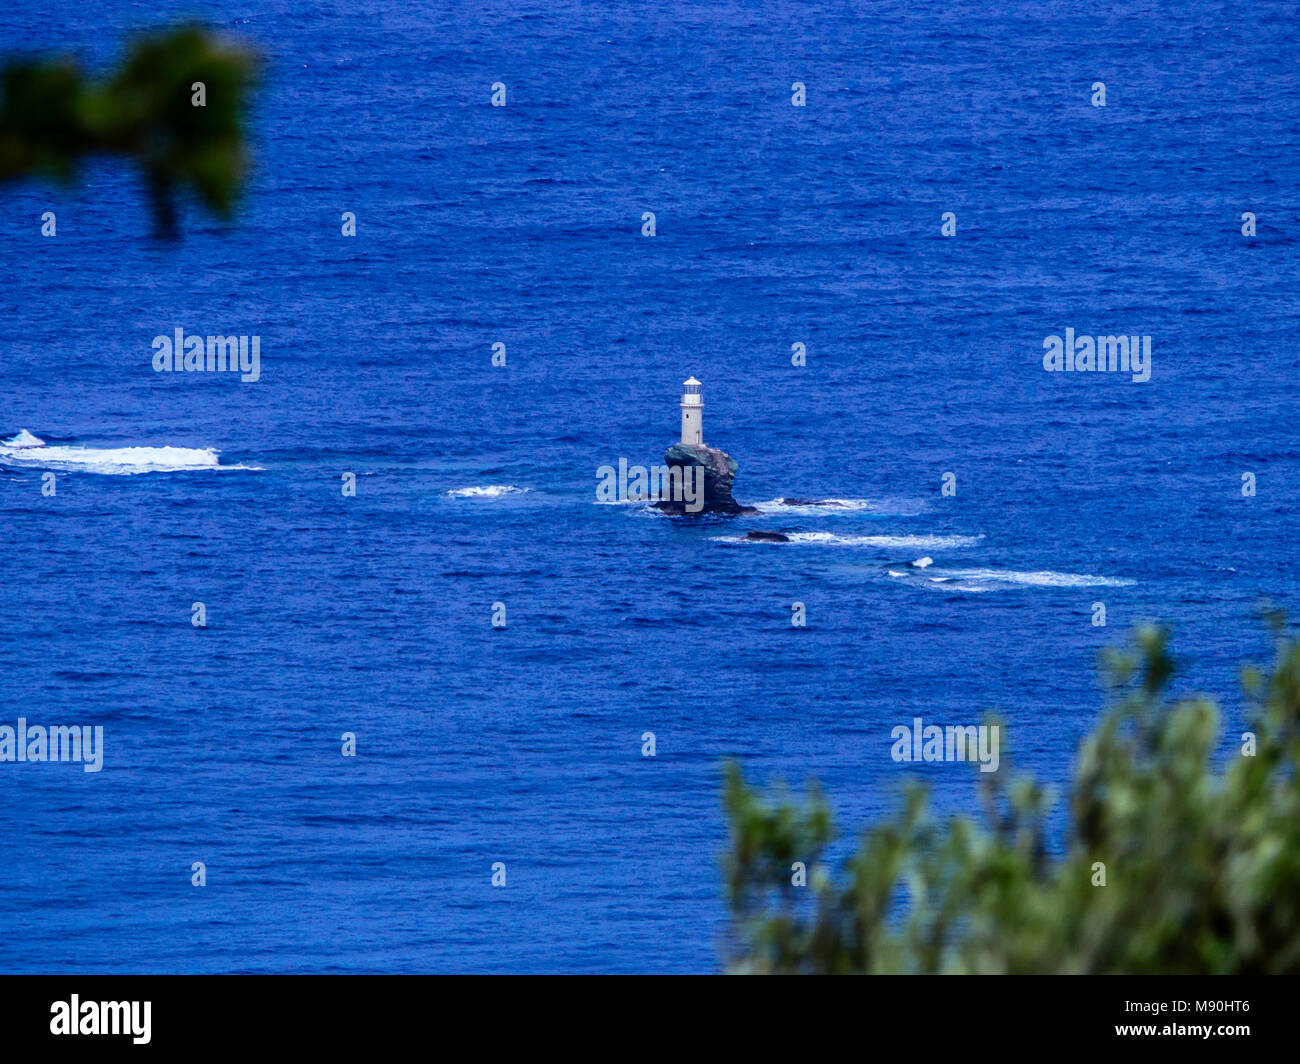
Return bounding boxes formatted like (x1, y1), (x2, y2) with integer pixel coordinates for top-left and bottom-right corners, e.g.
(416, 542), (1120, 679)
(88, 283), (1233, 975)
(1, 0), (1297, 973)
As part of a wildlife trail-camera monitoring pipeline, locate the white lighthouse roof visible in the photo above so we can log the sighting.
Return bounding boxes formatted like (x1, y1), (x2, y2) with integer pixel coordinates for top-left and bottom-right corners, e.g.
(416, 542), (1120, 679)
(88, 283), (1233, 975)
(683, 376), (701, 386)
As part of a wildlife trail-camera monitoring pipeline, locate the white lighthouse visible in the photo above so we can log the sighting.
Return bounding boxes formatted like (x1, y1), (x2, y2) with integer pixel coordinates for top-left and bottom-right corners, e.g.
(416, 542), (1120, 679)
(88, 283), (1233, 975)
(680, 377), (703, 446)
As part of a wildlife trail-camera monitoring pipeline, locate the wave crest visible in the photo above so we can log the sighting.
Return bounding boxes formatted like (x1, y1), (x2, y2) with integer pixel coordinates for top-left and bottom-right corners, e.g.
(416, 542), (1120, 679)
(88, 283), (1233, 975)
(889, 566), (1136, 593)
(446, 484), (530, 498)
(713, 531), (982, 549)
(0, 430), (255, 475)
(752, 497), (924, 516)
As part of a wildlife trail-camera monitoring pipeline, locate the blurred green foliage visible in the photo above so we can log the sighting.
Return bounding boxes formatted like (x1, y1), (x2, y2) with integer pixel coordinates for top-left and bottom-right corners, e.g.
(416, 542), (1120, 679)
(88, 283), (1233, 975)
(723, 622), (1300, 973)
(0, 25), (258, 235)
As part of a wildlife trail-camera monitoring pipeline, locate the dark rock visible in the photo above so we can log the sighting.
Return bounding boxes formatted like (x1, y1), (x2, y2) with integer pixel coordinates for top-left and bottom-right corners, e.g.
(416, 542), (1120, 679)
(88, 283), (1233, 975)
(779, 497), (847, 507)
(745, 530), (790, 542)
(652, 442), (758, 516)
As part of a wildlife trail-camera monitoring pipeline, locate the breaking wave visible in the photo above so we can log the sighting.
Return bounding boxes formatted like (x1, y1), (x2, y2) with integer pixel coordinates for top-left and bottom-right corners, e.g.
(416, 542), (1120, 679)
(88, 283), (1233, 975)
(0, 430), (257, 475)
(751, 497), (925, 517)
(887, 564), (1136, 593)
(789, 532), (980, 549)
(446, 484), (530, 498)
(713, 531), (982, 549)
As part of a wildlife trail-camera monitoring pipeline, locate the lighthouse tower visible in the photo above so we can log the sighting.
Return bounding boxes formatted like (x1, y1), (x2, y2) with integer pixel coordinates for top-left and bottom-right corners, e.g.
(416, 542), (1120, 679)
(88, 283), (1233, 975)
(680, 377), (703, 446)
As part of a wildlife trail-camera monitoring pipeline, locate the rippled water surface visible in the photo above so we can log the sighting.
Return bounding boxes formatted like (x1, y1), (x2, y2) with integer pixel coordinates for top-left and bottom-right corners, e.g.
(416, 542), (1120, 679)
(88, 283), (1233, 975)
(1, 0), (1297, 972)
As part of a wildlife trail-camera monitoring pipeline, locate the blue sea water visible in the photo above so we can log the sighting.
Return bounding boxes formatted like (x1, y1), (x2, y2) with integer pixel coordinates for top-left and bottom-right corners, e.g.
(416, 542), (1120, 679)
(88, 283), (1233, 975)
(0, 0), (1297, 973)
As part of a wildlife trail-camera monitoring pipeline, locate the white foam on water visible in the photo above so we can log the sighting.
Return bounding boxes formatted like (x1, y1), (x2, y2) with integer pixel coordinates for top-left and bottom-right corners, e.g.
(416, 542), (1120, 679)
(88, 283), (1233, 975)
(4, 429), (43, 448)
(792, 533), (980, 549)
(446, 484), (530, 498)
(0, 430), (256, 475)
(752, 497), (923, 516)
(938, 568), (1135, 588)
(893, 566), (1136, 593)
(712, 531), (981, 548)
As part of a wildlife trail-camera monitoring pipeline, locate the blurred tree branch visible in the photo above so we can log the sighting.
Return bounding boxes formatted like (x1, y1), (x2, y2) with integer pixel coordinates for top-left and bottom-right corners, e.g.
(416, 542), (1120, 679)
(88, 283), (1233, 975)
(0, 25), (259, 237)
(723, 622), (1300, 973)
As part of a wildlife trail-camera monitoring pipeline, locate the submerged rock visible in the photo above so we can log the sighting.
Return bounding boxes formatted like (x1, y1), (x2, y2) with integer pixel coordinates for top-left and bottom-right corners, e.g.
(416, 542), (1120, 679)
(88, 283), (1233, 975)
(779, 497), (848, 508)
(745, 530), (790, 542)
(653, 442), (758, 516)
